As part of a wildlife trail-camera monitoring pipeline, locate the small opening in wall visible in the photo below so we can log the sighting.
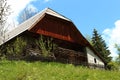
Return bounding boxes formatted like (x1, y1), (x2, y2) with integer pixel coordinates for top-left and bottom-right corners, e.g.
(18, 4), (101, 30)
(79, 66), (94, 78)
(94, 58), (97, 63)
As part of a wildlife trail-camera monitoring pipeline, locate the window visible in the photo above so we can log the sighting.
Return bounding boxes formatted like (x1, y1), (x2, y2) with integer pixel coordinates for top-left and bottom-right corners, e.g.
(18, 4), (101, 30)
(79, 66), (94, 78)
(94, 58), (97, 63)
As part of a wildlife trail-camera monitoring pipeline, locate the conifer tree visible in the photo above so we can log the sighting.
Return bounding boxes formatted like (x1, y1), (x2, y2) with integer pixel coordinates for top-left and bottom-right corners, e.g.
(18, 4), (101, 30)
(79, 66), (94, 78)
(92, 29), (112, 63)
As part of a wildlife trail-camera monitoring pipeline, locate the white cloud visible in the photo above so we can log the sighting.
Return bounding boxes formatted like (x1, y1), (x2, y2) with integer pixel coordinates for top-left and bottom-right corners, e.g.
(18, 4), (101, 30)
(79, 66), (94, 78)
(27, 4), (38, 13)
(44, 0), (52, 2)
(7, 0), (37, 31)
(102, 20), (120, 59)
(44, 0), (49, 2)
(7, 0), (52, 31)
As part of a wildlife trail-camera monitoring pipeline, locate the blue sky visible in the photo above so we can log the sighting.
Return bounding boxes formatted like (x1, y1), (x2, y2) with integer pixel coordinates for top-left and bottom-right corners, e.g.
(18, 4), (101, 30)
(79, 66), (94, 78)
(8, 0), (120, 58)
(30, 0), (120, 35)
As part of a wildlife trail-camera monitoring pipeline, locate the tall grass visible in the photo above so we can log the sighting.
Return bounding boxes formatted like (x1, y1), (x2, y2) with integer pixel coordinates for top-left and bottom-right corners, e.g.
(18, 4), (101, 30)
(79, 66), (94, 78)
(0, 60), (119, 80)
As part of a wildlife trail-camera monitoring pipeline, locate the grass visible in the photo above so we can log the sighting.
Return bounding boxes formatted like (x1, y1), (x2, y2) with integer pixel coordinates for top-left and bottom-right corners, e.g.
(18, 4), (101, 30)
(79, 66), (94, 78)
(0, 60), (120, 80)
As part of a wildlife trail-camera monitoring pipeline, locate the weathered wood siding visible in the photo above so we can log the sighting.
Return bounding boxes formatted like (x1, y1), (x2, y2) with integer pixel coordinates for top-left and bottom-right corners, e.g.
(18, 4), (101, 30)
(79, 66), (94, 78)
(54, 47), (88, 65)
(30, 14), (87, 45)
(86, 47), (104, 68)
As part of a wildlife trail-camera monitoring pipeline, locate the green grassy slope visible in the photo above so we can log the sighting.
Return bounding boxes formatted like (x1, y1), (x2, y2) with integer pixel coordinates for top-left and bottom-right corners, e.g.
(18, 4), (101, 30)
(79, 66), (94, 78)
(0, 60), (119, 80)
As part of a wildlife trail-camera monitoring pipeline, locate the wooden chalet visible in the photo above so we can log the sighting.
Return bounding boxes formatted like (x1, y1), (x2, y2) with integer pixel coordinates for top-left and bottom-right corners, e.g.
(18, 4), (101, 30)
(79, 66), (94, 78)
(0, 8), (106, 69)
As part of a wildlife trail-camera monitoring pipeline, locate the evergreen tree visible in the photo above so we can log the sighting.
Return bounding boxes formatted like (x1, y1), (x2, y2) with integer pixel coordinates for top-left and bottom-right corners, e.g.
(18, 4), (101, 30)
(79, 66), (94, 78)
(92, 29), (112, 63)
(115, 44), (120, 65)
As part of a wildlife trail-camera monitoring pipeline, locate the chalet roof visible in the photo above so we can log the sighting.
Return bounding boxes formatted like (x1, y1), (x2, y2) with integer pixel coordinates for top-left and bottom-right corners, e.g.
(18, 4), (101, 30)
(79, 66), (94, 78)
(0, 8), (71, 46)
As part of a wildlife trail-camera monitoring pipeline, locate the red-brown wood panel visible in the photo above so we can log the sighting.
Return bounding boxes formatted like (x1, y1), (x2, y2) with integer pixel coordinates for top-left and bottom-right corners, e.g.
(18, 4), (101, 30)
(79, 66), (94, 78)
(30, 14), (86, 45)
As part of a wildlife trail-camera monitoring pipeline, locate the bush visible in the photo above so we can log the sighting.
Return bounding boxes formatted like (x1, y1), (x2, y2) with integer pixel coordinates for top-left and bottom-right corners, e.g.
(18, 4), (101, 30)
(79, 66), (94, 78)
(6, 37), (27, 56)
(107, 61), (118, 70)
(36, 35), (56, 58)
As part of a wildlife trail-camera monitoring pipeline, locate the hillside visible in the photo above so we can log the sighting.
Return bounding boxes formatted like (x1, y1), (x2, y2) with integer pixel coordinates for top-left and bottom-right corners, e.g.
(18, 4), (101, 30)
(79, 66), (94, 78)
(0, 60), (119, 80)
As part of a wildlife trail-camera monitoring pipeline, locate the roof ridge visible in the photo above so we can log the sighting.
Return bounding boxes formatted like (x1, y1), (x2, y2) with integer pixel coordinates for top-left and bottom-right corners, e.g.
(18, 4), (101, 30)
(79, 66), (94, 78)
(45, 8), (72, 22)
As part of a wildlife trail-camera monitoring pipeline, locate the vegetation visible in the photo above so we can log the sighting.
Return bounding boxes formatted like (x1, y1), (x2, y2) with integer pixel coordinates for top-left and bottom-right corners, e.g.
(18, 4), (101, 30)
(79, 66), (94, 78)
(106, 61), (119, 70)
(0, 60), (120, 80)
(0, 0), (10, 35)
(115, 44), (120, 65)
(85, 34), (93, 45)
(0, 0), (11, 58)
(18, 6), (38, 24)
(0, 35), (57, 60)
(6, 37), (27, 56)
(110, 44), (120, 70)
(91, 29), (112, 63)
(86, 29), (120, 70)
(0, 37), (27, 58)
(36, 36), (57, 58)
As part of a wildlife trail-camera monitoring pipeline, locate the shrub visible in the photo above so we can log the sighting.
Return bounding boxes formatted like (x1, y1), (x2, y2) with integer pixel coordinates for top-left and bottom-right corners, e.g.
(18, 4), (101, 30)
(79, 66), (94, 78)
(107, 61), (118, 70)
(6, 37), (27, 56)
(36, 35), (56, 58)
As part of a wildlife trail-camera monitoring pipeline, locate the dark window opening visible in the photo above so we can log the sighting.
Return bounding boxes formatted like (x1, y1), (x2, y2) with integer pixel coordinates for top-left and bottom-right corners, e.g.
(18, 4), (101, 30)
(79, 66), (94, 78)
(94, 58), (97, 63)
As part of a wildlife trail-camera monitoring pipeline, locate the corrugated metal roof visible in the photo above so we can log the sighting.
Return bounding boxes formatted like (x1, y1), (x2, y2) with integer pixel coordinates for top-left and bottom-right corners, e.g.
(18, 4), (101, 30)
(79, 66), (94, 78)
(0, 8), (71, 45)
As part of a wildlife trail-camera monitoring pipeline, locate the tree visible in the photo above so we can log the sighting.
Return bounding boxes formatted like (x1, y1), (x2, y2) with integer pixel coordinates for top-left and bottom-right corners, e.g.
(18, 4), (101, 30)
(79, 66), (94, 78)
(85, 34), (93, 45)
(115, 44), (120, 65)
(0, 0), (10, 56)
(0, 0), (10, 36)
(92, 29), (112, 63)
(18, 6), (38, 24)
